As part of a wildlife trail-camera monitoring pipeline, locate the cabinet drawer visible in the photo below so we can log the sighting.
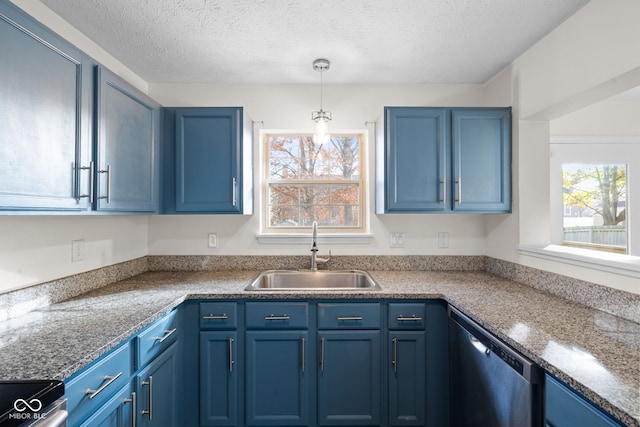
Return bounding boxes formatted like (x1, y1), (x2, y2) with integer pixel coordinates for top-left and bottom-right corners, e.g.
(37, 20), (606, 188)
(65, 342), (133, 426)
(317, 303), (381, 329)
(245, 302), (308, 329)
(200, 302), (237, 329)
(137, 310), (179, 368)
(388, 303), (426, 329)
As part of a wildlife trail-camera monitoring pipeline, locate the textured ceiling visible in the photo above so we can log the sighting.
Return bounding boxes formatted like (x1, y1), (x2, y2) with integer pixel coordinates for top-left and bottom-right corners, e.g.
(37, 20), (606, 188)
(39, 0), (590, 84)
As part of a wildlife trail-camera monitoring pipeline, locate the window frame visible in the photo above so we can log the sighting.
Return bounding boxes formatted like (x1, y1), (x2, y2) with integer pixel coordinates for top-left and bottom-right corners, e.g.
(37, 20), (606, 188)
(260, 130), (368, 235)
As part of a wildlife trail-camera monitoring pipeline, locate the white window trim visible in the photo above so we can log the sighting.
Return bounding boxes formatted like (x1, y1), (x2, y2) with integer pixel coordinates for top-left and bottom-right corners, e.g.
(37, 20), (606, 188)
(520, 136), (640, 278)
(518, 244), (640, 279)
(257, 128), (372, 245)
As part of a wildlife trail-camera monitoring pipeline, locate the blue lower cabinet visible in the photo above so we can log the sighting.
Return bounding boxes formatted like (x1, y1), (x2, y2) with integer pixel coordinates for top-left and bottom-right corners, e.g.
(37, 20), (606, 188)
(545, 374), (623, 427)
(136, 342), (179, 427)
(388, 331), (426, 426)
(245, 330), (310, 426)
(200, 331), (238, 426)
(317, 330), (382, 426)
(78, 383), (135, 427)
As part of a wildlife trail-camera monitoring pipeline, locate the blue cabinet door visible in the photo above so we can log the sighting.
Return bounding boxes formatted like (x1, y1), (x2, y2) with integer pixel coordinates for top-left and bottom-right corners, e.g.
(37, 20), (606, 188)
(0, 1), (92, 211)
(451, 108), (511, 213)
(388, 332), (426, 426)
(545, 374), (623, 427)
(245, 330), (309, 426)
(79, 383), (135, 427)
(136, 342), (178, 427)
(317, 330), (382, 426)
(172, 107), (244, 213)
(382, 107), (511, 213)
(385, 107), (448, 212)
(95, 66), (160, 213)
(200, 331), (238, 427)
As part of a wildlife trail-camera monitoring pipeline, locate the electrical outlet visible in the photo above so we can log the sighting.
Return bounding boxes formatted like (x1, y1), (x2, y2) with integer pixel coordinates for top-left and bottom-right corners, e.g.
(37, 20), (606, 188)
(208, 233), (218, 248)
(438, 232), (449, 249)
(72, 239), (85, 262)
(390, 232), (405, 248)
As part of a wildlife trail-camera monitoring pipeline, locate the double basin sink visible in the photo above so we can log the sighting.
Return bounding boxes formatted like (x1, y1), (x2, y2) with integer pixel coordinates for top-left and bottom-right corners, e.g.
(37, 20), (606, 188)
(245, 269), (381, 291)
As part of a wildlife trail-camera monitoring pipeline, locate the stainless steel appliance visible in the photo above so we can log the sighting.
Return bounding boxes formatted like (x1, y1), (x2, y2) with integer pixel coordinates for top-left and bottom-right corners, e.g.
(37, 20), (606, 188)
(449, 306), (543, 427)
(0, 380), (66, 427)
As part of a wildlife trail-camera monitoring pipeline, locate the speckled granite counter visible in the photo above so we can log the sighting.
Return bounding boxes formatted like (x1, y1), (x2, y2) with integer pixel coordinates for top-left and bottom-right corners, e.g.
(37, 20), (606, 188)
(0, 270), (638, 426)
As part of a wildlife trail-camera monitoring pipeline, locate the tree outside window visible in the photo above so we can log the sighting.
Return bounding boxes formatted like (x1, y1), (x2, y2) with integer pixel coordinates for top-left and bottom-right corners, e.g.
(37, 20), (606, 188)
(562, 164), (627, 253)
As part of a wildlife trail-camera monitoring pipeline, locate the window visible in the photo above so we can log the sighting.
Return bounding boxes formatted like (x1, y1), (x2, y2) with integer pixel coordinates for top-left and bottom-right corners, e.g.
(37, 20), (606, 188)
(550, 137), (638, 257)
(263, 132), (366, 233)
(562, 163), (627, 254)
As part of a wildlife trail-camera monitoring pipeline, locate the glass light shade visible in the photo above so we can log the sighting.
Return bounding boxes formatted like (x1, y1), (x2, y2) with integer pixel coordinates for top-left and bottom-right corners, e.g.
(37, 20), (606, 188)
(313, 117), (330, 144)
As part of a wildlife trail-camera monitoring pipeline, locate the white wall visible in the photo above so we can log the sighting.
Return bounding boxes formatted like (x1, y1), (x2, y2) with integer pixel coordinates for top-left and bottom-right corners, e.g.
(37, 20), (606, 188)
(0, 216), (149, 293)
(485, 0), (640, 293)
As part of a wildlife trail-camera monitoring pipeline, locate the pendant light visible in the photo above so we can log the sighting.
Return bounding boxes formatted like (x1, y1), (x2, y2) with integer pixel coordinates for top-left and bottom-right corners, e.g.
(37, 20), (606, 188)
(311, 58), (331, 144)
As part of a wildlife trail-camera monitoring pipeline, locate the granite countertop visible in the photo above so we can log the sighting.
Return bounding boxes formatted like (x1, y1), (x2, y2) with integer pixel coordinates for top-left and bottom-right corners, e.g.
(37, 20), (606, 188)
(0, 270), (638, 426)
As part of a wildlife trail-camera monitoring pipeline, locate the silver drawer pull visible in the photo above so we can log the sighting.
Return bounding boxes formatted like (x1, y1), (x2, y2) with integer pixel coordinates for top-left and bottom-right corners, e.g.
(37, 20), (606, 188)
(202, 314), (228, 320)
(265, 314), (290, 320)
(98, 164), (111, 203)
(392, 338), (398, 373)
(85, 372), (123, 399)
(228, 337), (235, 372)
(154, 328), (177, 343)
(124, 392), (136, 427)
(337, 316), (363, 321)
(141, 376), (153, 420)
(397, 315), (423, 321)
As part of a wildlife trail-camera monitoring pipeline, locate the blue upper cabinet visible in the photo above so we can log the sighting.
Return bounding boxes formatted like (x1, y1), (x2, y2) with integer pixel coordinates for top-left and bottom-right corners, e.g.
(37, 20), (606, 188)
(379, 107), (512, 213)
(451, 108), (511, 212)
(94, 66), (160, 213)
(0, 1), (92, 212)
(384, 107), (448, 212)
(163, 107), (253, 214)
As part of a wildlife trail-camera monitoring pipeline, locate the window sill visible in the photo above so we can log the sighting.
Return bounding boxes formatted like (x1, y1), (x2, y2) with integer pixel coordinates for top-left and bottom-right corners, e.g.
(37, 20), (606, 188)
(256, 233), (373, 245)
(518, 244), (640, 278)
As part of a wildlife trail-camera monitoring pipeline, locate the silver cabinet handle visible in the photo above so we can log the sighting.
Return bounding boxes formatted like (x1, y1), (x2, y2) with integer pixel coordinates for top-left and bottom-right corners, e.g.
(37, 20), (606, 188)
(320, 337), (325, 373)
(202, 314), (228, 320)
(98, 164), (111, 203)
(141, 376), (153, 420)
(154, 328), (177, 343)
(455, 176), (462, 205)
(337, 316), (363, 321)
(232, 177), (237, 207)
(79, 161), (94, 203)
(440, 178), (446, 205)
(85, 371), (122, 399)
(124, 392), (136, 427)
(392, 338), (398, 373)
(265, 314), (290, 321)
(229, 337), (235, 372)
(397, 315), (423, 321)
(301, 338), (305, 373)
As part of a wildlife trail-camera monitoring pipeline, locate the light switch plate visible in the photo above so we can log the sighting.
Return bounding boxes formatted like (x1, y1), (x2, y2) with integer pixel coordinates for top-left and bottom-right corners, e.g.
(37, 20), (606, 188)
(390, 232), (405, 248)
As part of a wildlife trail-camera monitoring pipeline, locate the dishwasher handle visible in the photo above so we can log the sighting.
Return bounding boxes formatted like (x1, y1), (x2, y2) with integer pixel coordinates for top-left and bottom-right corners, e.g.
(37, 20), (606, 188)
(470, 334), (491, 355)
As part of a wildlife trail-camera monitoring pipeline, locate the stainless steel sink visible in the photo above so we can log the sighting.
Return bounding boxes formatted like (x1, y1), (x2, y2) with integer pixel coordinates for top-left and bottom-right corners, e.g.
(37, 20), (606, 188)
(245, 270), (381, 291)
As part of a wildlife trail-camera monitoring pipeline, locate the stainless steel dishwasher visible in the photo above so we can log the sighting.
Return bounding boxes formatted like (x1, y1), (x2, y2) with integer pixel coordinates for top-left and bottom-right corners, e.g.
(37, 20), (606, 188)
(449, 306), (543, 427)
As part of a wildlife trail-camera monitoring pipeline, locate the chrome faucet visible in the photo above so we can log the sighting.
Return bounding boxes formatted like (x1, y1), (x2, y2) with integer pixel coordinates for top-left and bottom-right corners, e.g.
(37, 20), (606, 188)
(310, 221), (331, 271)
